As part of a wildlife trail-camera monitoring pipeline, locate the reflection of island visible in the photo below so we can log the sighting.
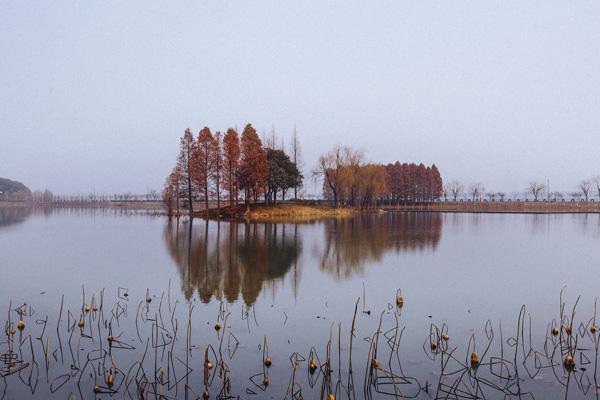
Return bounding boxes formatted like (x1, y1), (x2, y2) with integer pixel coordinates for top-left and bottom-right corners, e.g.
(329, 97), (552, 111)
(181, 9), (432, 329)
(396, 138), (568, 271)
(165, 213), (442, 304)
(319, 213), (442, 278)
(164, 220), (302, 304)
(0, 207), (33, 228)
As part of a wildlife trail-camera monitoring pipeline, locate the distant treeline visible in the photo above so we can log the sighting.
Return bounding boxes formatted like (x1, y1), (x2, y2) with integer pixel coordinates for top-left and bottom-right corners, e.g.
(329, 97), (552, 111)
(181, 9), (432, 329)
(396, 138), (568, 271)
(164, 124), (302, 215)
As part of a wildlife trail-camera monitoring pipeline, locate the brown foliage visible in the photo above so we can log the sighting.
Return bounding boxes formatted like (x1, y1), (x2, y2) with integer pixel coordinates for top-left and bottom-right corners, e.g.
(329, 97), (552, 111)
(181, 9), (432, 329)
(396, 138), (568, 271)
(239, 124), (269, 206)
(223, 128), (241, 206)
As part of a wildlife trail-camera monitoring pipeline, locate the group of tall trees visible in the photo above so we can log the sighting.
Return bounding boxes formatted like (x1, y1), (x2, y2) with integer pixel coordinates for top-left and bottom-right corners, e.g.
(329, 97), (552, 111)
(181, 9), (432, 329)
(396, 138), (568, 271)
(164, 124), (303, 215)
(384, 162), (443, 204)
(315, 145), (443, 208)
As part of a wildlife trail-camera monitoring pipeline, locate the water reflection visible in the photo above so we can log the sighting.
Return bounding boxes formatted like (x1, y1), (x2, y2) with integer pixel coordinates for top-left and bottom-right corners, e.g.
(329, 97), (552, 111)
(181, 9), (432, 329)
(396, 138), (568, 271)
(165, 213), (442, 303)
(164, 219), (302, 304)
(319, 212), (442, 278)
(0, 206), (32, 228)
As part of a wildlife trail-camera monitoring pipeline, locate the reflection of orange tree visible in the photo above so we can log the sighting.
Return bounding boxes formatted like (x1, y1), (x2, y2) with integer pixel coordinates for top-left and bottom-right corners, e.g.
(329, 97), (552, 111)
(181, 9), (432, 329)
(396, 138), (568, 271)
(319, 213), (442, 279)
(164, 220), (302, 305)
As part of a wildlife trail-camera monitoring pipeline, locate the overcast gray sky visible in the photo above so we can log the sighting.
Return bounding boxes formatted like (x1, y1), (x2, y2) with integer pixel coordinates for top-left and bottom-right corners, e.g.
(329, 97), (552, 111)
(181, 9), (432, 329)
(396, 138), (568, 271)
(1, 1), (599, 195)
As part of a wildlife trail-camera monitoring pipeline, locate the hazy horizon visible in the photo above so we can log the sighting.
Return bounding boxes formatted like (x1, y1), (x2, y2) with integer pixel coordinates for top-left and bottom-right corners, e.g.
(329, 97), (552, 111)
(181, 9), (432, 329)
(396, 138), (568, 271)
(2, 1), (599, 195)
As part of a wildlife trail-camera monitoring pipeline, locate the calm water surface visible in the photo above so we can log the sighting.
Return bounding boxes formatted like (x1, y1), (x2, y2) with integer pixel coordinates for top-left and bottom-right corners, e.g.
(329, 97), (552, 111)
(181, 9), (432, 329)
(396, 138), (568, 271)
(1, 208), (599, 399)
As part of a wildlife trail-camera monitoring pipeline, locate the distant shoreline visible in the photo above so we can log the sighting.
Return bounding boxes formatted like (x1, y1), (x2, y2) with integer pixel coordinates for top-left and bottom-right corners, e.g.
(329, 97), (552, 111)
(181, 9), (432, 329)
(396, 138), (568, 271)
(382, 202), (600, 214)
(2, 200), (600, 216)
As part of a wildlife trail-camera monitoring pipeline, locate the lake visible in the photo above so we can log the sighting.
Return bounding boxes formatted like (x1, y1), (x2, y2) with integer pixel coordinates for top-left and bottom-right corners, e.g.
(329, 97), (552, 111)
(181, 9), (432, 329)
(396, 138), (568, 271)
(1, 207), (599, 399)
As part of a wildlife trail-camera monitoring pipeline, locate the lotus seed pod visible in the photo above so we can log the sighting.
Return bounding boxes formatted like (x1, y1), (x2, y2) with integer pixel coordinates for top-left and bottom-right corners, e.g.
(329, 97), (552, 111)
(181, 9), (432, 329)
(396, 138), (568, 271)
(564, 355), (575, 371)
(565, 324), (572, 335)
(309, 359), (318, 374)
(396, 295), (404, 307)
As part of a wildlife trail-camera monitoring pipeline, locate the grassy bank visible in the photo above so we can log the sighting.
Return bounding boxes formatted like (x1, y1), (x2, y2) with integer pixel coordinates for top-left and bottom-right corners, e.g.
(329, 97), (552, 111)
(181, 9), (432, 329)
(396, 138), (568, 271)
(382, 201), (600, 214)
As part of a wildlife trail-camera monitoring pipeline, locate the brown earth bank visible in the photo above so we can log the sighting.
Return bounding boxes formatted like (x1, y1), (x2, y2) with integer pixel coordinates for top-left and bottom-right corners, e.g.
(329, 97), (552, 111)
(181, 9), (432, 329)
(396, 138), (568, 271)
(382, 201), (600, 213)
(192, 202), (363, 221)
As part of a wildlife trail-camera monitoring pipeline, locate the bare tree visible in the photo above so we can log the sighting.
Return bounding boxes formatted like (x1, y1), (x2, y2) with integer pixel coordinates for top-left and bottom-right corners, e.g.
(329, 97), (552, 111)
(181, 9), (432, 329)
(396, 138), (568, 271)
(527, 181), (546, 201)
(447, 180), (464, 202)
(594, 176), (600, 200)
(468, 182), (485, 202)
(497, 192), (506, 202)
(441, 185), (449, 201)
(579, 179), (592, 202)
(313, 145), (348, 207)
(290, 124), (303, 201)
(486, 192), (496, 202)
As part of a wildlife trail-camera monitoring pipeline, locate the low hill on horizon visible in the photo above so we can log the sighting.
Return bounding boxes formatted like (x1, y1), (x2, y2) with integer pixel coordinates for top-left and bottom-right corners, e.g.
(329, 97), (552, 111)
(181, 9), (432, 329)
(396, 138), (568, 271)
(0, 177), (31, 200)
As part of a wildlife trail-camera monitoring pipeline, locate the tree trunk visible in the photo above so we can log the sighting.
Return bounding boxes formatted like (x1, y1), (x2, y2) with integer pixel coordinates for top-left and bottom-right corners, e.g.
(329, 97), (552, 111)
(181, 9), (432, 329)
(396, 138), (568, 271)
(216, 180), (220, 211)
(187, 175), (193, 214)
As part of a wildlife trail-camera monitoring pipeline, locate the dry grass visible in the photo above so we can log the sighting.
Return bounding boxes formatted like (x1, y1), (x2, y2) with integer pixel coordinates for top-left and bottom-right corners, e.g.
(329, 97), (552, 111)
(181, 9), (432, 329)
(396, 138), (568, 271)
(212, 203), (359, 222)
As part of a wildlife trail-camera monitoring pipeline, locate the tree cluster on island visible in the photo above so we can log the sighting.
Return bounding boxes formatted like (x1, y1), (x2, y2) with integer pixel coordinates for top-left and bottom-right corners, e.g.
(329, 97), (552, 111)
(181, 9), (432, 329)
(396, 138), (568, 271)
(163, 124), (303, 216)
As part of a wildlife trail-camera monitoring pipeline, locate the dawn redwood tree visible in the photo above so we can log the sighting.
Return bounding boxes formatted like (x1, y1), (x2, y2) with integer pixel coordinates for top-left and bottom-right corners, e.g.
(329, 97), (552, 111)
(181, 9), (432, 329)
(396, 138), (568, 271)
(430, 164), (443, 200)
(176, 129), (196, 213)
(194, 127), (216, 211)
(223, 128), (241, 206)
(239, 124), (268, 208)
(211, 131), (223, 209)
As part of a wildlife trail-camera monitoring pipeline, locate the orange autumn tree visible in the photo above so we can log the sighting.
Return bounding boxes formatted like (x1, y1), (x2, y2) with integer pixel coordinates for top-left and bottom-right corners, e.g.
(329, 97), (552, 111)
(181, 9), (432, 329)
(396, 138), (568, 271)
(239, 124), (268, 208)
(211, 131), (223, 210)
(223, 128), (241, 206)
(194, 126), (216, 212)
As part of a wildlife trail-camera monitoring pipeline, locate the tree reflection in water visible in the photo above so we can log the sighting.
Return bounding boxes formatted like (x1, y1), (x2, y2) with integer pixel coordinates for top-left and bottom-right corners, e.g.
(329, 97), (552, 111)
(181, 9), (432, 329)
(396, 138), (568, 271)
(320, 212), (442, 279)
(164, 219), (302, 305)
(165, 213), (442, 305)
(0, 206), (33, 228)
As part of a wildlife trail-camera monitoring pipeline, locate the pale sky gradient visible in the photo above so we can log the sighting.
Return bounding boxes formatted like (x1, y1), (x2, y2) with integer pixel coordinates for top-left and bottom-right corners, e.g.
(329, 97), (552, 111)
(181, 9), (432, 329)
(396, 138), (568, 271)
(1, 1), (599, 195)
